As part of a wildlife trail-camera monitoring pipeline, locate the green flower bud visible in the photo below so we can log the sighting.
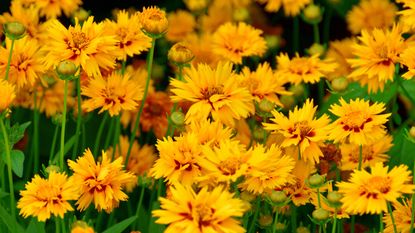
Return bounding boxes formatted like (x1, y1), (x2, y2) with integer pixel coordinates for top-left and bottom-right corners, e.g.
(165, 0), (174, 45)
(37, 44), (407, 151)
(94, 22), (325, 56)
(56, 60), (78, 80)
(270, 191), (287, 204)
(170, 111), (185, 127)
(4, 22), (26, 40)
(302, 4), (323, 24)
(312, 208), (330, 221)
(331, 77), (349, 92)
(258, 215), (273, 227)
(307, 174), (325, 188)
(296, 226), (311, 233)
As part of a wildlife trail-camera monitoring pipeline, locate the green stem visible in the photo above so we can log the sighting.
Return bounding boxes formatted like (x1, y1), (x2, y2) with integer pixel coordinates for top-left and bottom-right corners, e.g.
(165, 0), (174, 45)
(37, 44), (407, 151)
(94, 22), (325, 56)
(55, 217), (60, 233)
(33, 91), (40, 173)
(125, 38), (156, 167)
(379, 213), (384, 233)
(103, 117), (115, 151)
(93, 113), (109, 156)
(313, 23), (320, 44)
(165, 66), (184, 137)
(272, 209), (279, 233)
(248, 198), (260, 233)
(4, 39), (15, 81)
(317, 188), (321, 208)
(387, 202), (398, 233)
(72, 77), (83, 160)
(332, 212), (337, 233)
(134, 184), (146, 229)
(291, 204), (297, 233)
(60, 80), (68, 170)
(293, 17), (300, 54)
(61, 218), (67, 233)
(323, 6), (333, 45)
(358, 144), (363, 170)
(351, 215), (355, 233)
(49, 124), (60, 164)
(0, 117), (16, 223)
(111, 115), (121, 161)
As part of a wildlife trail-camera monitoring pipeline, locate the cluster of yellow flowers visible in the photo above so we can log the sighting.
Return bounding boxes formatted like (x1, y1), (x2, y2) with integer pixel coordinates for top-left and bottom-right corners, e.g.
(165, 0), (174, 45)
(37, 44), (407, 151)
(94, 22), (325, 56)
(1, 0), (415, 233)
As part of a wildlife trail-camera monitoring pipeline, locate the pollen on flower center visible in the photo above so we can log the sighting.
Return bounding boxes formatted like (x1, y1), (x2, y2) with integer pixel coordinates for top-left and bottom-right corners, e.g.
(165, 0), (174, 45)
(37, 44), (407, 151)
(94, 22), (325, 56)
(290, 121), (315, 139)
(195, 204), (215, 226)
(340, 111), (372, 132)
(71, 31), (89, 49)
(363, 176), (392, 195)
(218, 157), (240, 176)
(200, 86), (224, 100)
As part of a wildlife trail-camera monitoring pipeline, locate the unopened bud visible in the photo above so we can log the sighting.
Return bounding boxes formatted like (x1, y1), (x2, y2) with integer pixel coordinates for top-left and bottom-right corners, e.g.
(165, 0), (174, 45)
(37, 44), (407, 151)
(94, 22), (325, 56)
(71, 220), (94, 233)
(4, 22), (26, 40)
(410, 126), (415, 138)
(45, 165), (61, 174)
(265, 35), (281, 50)
(170, 111), (185, 127)
(296, 226), (311, 233)
(312, 208), (330, 221)
(168, 42), (194, 65)
(258, 215), (273, 227)
(56, 60), (78, 80)
(327, 191), (342, 208)
(139, 6), (169, 36)
(270, 191), (287, 204)
(258, 99), (275, 113)
(289, 84), (305, 97)
(240, 190), (256, 202)
(233, 8), (250, 22)
(275, 222), (287, 231)
(307, 43), (325, 56)
(303, 4), (322, 24)
(331, 77), (349, 92)
(73, 8), (90, 22)
(307, 174), (325, 188)
(280, 95), (296, 109)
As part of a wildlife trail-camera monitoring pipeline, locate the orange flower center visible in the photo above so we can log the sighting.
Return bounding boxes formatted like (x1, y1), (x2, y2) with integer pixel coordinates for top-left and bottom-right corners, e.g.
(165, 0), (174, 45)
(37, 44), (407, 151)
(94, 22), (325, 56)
(195, 204), (215, 228)
(200, 86), (224, 100)
(218, 157), (240, 176)
(340, 111), (372, 133)
(289, 58), (313, 75)
(359, 175), (391, 199)
(289, 121), (315, 140)
(71, 31), (89, 50)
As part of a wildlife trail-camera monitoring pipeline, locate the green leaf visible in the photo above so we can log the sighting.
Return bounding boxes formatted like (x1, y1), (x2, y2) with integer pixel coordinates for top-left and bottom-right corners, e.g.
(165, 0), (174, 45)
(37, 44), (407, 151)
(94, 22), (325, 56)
(389, 127), (415, 168)
(51, 135), (77, 164)
(25, 218), (46, 233)
(101, 216), (137, 233)
(11, 150), (25, 178)
(0, 203), (25, 233)
(8, 121), (31, 147)
(0, 190), (9, 199)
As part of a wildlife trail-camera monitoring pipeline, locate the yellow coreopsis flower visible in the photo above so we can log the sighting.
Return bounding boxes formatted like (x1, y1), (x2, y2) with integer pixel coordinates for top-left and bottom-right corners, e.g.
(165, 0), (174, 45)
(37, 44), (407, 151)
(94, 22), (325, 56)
(199, 1), (233, 33)
(337, 163), (415, 215)
(326, 38), (356, 80)
(42, 16), (119, 77)
(263, 99), (331, 164)
(82, 71), (143, 116)
(37, 77), (76, 117)
(107, 135), (157, 192)
(186, 119), (235, 148)
(238, 62), (291, 107)
(212, 22), (267, 64)
(346, 0), (397, 35)
(153, 184), (248, 233)
(383, 199), (415, 233)
(328, 98), (391, 145)
(170, 62), (254, 127)
(185, 33), (222, 68)
(283, 159), (316, 206)
(347, 25), (405, 92)
(0, 37), (45, 89)
(240, 144), (295, 194)
(399, 46), (415, 79)
(20, 0), (82, 19)
(17, 171), (79, 222)
(275, 53), (337, 85)
(398, 0), (415, 32)
(166, 10), (196, 42)
(0, 79), (16, 113)
(150, 133), (203, 186)
(256, 0), (311, 16)
(340, 134), (392, 171)
(139, 6), (169, 35)
(104, 10), (152, 61)
(67, 149), (136, 213)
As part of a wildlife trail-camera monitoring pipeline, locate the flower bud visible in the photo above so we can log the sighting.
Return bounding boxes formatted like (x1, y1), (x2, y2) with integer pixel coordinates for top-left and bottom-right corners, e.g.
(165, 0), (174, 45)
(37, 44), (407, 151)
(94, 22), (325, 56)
(4, 21), (26, 40)
(307, 43), (325, 56)
(170, 111), (185, 127)
(307, 174), (325, 188)
(184, 0), (208, 12)
(233, 8), (250, 22)
(56, 60), (78, 80)
(409, 126), (415, 138)
(139, 6), (169, 36)
(168, 42), (194, 65)
(45, 165), (61, 174)
(258, 215), (273, 227)
(72, 8), (90, 22)
(303, 4), (322, 24)
(258, 99), (275, 113)
(265, 35), (282, 51)
(253, 127), (267, 142)
(280, 95), (296, 109)
(312, 208), (330, 221)
(331, 77), (349, 92)
(71, 220), (94, 233)
(269, 191), (287, 204)
(275, 222), (287, 231)
(240, 191), (256, 202)
(327, 191), (343, 208)
(289, 84), (305, 97)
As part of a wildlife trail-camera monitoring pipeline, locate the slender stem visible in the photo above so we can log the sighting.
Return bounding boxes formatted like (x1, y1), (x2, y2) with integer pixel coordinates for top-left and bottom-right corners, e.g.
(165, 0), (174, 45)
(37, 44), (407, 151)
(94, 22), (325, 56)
(323, 6), (333, 45)
(49, 124), (60, 164)
(93, 113), (109, 156)
(313, 23), (320, 44)
(351, 215), (355, 233)
(111, 115), (121, 161)
(103, 117), (115, 151)
(379, 213), (384, 233)
(134, 184), (146, 229)
(72, 77), (83, 160)
(0, 117), (16, 222)
(248, 198), (260, 233)
(317, 188), (321, 208)
(358, 144), (363, 170)
(125, 38), (156, 166)
(60, 80), (68, 170)
(411, 161), (415, 233)
(291, 204), (297, 233)
(332, 212), (337, 233)
(293, 17), (300, 54)
(61, 218), (67, 233)
(387, 202), (398, 233)
(272, 209), (279, 233)
(4, 39), (15, 81)
(33, 91), (40, 173)
(55, 217), (61, 233)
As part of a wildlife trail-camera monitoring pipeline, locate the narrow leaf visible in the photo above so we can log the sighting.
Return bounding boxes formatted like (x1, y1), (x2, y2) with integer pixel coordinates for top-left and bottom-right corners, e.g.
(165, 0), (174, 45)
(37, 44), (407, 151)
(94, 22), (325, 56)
(101, 216), (137, 233)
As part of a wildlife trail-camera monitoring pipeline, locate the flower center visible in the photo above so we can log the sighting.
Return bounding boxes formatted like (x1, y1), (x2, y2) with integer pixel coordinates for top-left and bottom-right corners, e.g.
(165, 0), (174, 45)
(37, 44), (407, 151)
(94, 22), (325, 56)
(289, 121), (315, 140)
(200, 86), (224, 100)
(195, 204), (215, 228)
(290, 58), (313, 75)
(71, 32), (89, 50)
(340, 111), (372, 133)
(218, 157), (240, 176)
(359, 175), (391, 199)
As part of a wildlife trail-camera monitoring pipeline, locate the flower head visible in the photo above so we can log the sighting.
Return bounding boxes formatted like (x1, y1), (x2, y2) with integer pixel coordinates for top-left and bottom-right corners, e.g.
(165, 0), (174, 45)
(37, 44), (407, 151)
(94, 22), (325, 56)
(383, 199), (415, 233)
(347, 25), (405, 92)
(346, 0), (397, 34)
(139, 6), (168, 35)
(337, 163), (415, 214)
(166, 10), (196, 42)
(257, 0), (311, 16)
(0, 79), (16, 113)
(276, 53), (337, 85)
(82, 71), (143, 116)
(328, 98), (391, 145)
(153, 184), (248, 233)
(17, 171), (79, 221)
(212, 22), (267, 64)
(104, 10), (152, 61)
(67, 149), (136, 212)
(263, 99), (331, 164)
(42, 16), (119, 77)
(170, 62), (254, 126)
